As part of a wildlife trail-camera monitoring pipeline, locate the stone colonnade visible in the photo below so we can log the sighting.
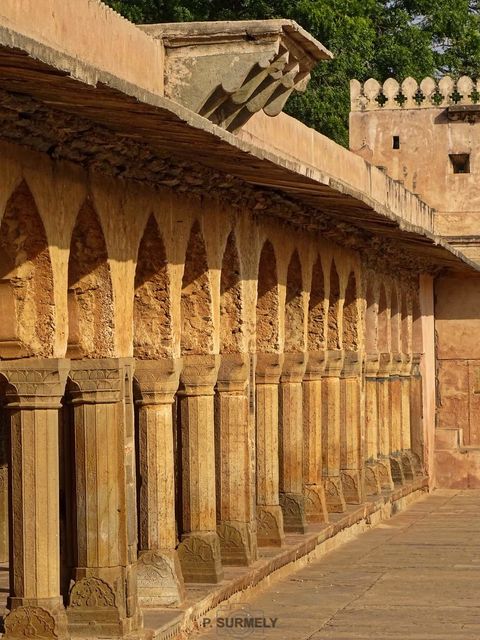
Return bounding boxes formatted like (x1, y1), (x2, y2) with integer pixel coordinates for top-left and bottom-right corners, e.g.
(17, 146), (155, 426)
(0, 167), (426, 639)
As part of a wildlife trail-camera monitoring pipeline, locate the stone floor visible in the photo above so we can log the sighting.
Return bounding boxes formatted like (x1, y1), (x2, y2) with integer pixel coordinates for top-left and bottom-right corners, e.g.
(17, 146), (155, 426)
(192, 490), (480, 640)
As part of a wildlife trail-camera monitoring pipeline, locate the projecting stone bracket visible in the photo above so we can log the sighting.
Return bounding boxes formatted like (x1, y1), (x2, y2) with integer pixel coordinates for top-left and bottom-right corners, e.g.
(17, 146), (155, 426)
(141, 20), (332, 132)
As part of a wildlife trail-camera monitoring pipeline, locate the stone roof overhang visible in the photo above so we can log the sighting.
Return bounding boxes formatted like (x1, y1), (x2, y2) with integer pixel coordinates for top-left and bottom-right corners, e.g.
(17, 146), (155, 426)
(0, 23), (478, 274)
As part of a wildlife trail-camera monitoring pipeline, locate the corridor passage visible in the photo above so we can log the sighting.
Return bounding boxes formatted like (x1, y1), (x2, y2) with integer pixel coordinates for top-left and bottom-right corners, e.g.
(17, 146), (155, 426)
(194, 490), (480, 640)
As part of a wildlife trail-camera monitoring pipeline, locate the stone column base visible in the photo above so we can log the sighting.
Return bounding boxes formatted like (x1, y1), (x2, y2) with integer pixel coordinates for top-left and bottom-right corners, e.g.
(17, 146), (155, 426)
(5, 599), (68, 640)
(401, 452), (415, 481)
(178, 532), (223, 584)
(217, 521), (255, 566)
(365, 463), (382, 496)
(390, 455), (406, 485)
(304, 483), (329, 523)
(256, 505), (285, 547)
(67, 575), (138, 637)
(409, 451), (424, 475)
(280, 492), (308, 534)
(137, 549), (185, 607)
(340, 470), (364, 504)
(324, 476), (347, 513)
(377, 459), (394, 490)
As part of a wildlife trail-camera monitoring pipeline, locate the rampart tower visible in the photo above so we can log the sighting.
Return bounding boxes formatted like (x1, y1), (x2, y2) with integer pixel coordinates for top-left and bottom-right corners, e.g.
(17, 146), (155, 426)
(350, 76), (480, 261)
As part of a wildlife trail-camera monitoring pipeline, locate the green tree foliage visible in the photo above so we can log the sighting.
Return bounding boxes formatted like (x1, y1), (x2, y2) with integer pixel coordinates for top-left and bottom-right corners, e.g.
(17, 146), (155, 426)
(104, 0), (480, 146)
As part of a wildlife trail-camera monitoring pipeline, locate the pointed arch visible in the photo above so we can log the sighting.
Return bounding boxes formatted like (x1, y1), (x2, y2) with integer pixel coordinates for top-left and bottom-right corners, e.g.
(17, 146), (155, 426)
(134, 215), (172, 359)
(284, 249), (304, 353)
(378, 282), (389, 353)
(256, 240), (279, 352)
(220, 231), (243, 353)
(67, 200), (114, 358)
(180, 221), (213, 355)
(327, 259), (340, 350)
(308, 255), (326, 351)
(0, 181), (54, 357)
(365, 278), (377, 354)
(342, 270), (358, 350)
(390, 283), (401, 354)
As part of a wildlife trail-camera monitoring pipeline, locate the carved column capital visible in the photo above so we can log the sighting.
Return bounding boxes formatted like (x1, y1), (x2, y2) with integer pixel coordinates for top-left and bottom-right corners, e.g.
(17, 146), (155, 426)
(281, 352), (307, 383)
(390, 352), (403, 376)
(68, 358), (123, 405)
(377, 352), (392, 377)
(411, 353), (423, 376)
(255, 353), (284, 384)
(0, 358), (70, 409)
(179, 354), (220, 396)
(399, 353), (412, 377)
(364, 352), (380, 378)
(135, 358), (182, 405)
(216, 353), (249, 393)
(323, 349), (344, 377)
(304, 350), (326, 381)
(341, 351), (361, 378)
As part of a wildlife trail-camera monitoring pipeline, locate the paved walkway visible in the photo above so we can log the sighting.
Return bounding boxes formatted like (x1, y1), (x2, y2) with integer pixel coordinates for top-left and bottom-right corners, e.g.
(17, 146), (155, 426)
(193, 490), (480, 640)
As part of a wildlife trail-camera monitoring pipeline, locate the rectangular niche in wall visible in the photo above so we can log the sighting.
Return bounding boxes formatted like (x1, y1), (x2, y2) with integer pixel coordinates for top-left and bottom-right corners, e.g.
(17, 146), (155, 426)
(449, 153), (470, 174)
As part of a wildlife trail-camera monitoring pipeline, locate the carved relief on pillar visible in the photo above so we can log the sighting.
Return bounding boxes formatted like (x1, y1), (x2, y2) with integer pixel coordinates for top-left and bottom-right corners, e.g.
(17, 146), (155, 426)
(255, 352), (285, 547)
(340, 350), (364, 506)
(303, 351), (328, 523)
(216, 353), (256, 566)
(134, 358), (185, 606)
(399, 354), (415, 481)
(66, 359), (141, 636)
(409, 353), (425, 474)
(178, 354), (223, 583)
(376, 353), (394, 491)
(279, 352), (307, 533)
(322, 350), (346, 513)
(0, 359), (70, 640)
(364, 353), (382, 496)
(389, 353), (406, 485)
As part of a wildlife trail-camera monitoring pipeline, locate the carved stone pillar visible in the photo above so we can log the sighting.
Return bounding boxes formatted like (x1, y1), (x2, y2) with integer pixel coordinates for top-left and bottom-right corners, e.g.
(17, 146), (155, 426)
(255, 353), (285, 547)
(279, 353), (307, 533)
(322, 350), (346, 513)
(177, 354), (223, 583)
(399, 355), (415, 481)
(0, 359), (69, 640)
(376, 354), (394, 490)
(216, 353), (256, 566)
(410, 354), (424, 475)
(340, 352), (365, 504)
(364, 354), (382, 495)
(67, 358), (141, 637)
(135, 359), (185, 606)
(302, 351), (328, 523)
(389, 354), (405, 485)
(0, 402), (8, 563)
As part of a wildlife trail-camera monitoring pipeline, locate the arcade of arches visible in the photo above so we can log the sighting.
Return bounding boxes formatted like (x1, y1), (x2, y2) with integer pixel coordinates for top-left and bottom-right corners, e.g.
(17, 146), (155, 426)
(0, 143), (429, 639)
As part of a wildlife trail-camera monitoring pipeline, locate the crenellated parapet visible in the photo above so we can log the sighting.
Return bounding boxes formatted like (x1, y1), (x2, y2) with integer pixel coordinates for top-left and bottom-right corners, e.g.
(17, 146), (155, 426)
(351, 76), (480, 115)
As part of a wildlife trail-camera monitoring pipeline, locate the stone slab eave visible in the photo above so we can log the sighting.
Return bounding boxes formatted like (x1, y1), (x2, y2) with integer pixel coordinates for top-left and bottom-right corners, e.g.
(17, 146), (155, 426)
(0, 24), (478, 274)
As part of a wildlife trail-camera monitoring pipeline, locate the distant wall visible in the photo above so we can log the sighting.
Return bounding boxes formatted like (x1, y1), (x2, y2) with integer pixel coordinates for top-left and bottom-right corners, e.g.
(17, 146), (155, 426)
(0, 0), (165, 95)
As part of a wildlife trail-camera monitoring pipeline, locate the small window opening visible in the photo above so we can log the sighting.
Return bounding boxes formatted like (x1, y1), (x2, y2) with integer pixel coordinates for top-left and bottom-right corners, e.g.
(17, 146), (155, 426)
(392, 135), (400, 149)
(450, 153), (470, 174)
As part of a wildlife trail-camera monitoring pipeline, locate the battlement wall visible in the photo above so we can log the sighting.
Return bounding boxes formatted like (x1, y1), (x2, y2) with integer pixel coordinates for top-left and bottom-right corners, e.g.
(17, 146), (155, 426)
(351, 76), (480, 112)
